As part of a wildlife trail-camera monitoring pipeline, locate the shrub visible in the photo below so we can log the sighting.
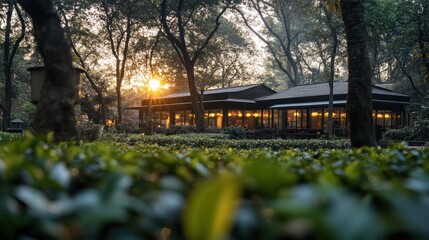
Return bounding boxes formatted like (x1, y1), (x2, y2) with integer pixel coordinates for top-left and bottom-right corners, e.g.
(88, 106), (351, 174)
(159, 125), (199, 135)
(222, 126), (247, 139)
(384, 119), (429, 141)
(0, 131), (21, 142)
(115, 121), (141, 134)
(77, 121), (102, 141)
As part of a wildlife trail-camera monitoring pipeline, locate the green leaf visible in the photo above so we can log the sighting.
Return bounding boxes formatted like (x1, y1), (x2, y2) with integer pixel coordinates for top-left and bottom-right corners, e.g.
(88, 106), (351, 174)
(183, 174), (241, 240)
(50, 163), (71, 188)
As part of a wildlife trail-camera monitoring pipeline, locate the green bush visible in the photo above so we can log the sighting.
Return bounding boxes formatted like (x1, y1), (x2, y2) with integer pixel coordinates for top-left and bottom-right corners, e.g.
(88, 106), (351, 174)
(384, 120), (429, 141)
(114, 121), (141, 134)
(0, 131), (21, 142)
(1, 136), (428, 239)
(222, 126), (247, 139)
(77, 121), (102, 142)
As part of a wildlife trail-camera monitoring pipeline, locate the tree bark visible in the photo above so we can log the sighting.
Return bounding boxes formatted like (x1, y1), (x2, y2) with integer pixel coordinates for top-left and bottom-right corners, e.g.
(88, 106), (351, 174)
(18, 0), (77, 142)
(2, 1), (25, 131)
(341, 0), (377, 147)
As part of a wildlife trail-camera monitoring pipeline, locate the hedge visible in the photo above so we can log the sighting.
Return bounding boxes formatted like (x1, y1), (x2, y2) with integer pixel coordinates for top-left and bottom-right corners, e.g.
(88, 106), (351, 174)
(99, 133), (352, 150)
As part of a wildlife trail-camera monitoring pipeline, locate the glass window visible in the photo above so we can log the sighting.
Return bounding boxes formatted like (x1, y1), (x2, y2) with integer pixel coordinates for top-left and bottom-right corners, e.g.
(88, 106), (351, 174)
(273, 110), (279, 130)
(310, 108), (323, 129)
(287, 109), (306, 129)
(287, 109), (298, 128)
(174, 111), (184, 126)
(373, 110), (394, 129)
(206, 109), (222, 128)
(160, 111), (170, 127)
(260, 110), (270, 128)
(244, 110), (254, 129)
(228, 109), (243, 127)
(184, 110), (193, 126)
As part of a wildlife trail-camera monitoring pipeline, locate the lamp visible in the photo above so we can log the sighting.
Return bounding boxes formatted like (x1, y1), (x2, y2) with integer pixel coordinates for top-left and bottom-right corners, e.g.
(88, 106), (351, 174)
(28, 65), (85, 104)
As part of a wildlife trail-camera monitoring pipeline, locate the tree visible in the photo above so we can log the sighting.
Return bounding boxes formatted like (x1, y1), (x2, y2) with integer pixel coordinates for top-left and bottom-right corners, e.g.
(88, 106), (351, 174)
(365, 0), (428, 99)
(159, 0), (235, 131)
(99, 0), (133, 124)
(340, 0), (377, 147)
(2, 0), (25, 131)
(55, 0), (109, 125)
(17, 0), (78, 142)
(195, 20), (253, 90)
(320, 2), (342, 139)
(235, 0), (315, 87)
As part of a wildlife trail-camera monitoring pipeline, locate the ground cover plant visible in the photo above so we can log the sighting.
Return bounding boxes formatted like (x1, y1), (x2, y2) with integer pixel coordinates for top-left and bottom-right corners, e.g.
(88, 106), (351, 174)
(0, 134), (428, 239)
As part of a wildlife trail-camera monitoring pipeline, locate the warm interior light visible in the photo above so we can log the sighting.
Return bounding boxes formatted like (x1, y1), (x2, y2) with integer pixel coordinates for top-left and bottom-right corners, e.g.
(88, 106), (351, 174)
(377, 114), (383, 118)
(106, 119), (114, 126)
(384, 114), (390, 118)
(238, 112), (243, 117)
(228, 113), (232, 117)
(209, 113), (215, 117)
(311, 112), (319, 117)
(149, 79), (161, 91)
(246, 113), (251, 117)
(253, 113), (259, 117)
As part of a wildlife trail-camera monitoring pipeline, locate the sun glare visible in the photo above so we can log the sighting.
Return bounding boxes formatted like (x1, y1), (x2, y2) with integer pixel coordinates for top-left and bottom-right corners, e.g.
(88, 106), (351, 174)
(149, 79), (161, 91)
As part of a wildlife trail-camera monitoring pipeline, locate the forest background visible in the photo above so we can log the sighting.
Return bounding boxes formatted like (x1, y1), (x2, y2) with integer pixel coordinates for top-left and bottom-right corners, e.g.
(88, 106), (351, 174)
(1, 0), (428, 132)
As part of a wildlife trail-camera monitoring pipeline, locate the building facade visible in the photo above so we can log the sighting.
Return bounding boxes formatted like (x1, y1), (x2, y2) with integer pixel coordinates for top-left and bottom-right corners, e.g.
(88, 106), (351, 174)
(128, 81), (411, 138)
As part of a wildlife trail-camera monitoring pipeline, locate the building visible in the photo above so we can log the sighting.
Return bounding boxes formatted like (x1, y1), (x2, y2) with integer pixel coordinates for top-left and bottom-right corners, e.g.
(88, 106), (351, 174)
(128, 81), (411, 138)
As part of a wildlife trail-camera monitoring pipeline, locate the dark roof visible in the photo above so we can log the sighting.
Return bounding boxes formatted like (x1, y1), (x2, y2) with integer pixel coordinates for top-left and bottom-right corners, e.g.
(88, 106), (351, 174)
(257, 81), (409, 101)
(158, 84), (267, 99)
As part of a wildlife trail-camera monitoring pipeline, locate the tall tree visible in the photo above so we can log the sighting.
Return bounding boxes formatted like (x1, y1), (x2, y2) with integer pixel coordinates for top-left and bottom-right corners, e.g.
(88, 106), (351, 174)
(100, 0), (133, 124)
(17, 0), (78, 142)
(159, 0), (234, 131)
(55, 0), (109, 125)
(320, 1), (341, 139)
(2, 0), (25, 131)
(340, 0), (377, 147)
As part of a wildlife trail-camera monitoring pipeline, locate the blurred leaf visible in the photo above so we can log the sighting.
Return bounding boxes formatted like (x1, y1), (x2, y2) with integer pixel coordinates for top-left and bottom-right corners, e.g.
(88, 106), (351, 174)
(243, 161), (296, 197)
(183, 174), (241, 240)
(325, 188), (382, 240)
(50, 163), (71, 188)
(406, 168), (429, 193)
(384, 193), (429, 239)
(15, 186), (50, 216)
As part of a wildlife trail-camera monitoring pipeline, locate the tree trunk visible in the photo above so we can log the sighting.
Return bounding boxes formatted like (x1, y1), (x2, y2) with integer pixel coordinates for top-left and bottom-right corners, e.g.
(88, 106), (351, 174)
(18, 0), (77, 142)
(2, 1), (25, 131)
(184, 62), (205, 131)
(322, 3), (339, 139)
(2, 2), (13, 131)
(341, 0), (377, 147)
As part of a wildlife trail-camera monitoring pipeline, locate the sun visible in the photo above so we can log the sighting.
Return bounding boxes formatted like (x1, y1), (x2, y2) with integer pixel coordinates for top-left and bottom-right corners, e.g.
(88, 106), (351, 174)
(149, 79), (161, 91)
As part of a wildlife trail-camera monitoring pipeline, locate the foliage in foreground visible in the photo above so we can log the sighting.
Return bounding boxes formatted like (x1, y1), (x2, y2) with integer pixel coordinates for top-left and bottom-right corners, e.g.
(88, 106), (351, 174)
(0, 136), (428, 239)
